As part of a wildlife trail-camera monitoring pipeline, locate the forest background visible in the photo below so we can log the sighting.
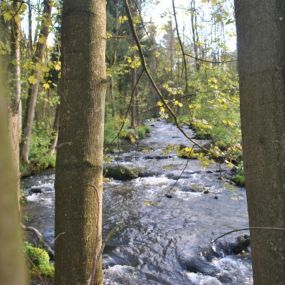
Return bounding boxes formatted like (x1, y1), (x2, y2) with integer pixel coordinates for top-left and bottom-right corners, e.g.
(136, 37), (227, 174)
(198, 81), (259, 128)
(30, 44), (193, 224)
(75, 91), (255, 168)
(1, 0), (242, 183)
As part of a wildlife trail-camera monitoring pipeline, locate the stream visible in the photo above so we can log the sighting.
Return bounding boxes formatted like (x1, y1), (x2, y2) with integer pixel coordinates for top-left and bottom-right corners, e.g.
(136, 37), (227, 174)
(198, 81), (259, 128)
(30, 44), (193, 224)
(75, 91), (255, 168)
(22, 119), (252, 285)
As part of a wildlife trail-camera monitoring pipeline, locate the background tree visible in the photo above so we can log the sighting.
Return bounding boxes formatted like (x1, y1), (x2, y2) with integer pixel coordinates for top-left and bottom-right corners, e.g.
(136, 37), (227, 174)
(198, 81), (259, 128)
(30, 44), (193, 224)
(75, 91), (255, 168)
(235, 0), (285, 284)
(21, 0), (52, 164)
(55, 0), (107, 284)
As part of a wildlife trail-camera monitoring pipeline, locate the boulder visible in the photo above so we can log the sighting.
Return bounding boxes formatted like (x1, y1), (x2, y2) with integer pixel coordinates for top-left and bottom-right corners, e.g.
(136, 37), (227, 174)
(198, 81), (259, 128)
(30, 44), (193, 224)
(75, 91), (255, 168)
(104, 164), (141, 180)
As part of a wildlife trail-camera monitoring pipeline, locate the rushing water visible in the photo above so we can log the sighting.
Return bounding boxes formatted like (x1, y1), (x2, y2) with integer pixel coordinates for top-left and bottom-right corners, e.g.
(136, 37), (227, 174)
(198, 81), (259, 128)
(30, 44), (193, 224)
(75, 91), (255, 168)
(23, 120), (252, 285)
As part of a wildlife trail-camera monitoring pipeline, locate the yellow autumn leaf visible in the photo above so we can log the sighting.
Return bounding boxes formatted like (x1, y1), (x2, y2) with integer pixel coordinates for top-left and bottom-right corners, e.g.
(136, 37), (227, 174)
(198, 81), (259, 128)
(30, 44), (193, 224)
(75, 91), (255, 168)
(38, 35), (46, 44)
(3, 12), (12, 22)
(106, 32), (113, 39)
(28, 75), (37, 85)
(54, 62), (61, 71)
(174, 100), (183, 107)
(43, 83), (50, 90)
(118, 16), (128, 24)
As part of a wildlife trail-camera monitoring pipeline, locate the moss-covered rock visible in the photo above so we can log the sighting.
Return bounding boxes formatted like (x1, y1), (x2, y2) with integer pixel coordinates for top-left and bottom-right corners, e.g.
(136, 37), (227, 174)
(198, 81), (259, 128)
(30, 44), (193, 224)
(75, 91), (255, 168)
(104, 164), (141, 180)
(177, 146), (199, 159)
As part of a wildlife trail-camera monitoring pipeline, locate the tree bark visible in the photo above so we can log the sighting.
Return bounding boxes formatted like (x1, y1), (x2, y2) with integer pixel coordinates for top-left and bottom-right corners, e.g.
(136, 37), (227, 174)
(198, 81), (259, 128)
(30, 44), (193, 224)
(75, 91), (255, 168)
(9, 0), (22, 200)
(55, 0), (107, 284)
(21, 0), (52, 164)
(235, 1), (285, 284)
(0, 18), (27, 285)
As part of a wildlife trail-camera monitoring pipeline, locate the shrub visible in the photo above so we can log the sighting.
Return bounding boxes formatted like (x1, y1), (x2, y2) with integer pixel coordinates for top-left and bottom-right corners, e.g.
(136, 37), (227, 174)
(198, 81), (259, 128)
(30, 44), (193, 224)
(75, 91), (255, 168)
(120, 125), (150, 143)
(29, 127), (56, 170)
(176, 66), (242, 167)
(104, 116), (130, 145)
(135, 125), (150, 139)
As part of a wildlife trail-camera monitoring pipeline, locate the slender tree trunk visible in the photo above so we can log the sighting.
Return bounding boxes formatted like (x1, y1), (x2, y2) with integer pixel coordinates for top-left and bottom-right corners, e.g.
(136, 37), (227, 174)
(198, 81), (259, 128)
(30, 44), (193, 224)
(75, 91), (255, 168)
(110, 76), (115, 118)
(170, 20), (174, 79)
(235, 1), (285, 284)
(9, 0), (22, 200)
(190, 0), (200, 71)
(131, 68), (139, 128)
(48, 105), (59, 155)
(28, 0), (32, 55)
(55, 1), (107, 284)
(0, 18), (27, 285)
(21, 0), (52, 164)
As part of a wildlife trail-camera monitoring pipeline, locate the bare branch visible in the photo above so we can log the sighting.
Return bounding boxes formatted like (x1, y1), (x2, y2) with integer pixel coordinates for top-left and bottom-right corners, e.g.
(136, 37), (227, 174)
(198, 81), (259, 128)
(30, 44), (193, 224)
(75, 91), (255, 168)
(184, 52), (237, 64)
(22, 224), (54, 259)
(211, 227), (285, 244)
(123, 0), (206, 151)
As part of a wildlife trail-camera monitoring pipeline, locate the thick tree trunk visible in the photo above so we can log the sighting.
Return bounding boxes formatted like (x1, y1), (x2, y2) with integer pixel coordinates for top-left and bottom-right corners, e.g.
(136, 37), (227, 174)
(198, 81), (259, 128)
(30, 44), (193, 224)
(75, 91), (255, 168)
(235, 1), (285, 284)
(55, 1), (107, 284)
(0, 21), (27, 285)
(21, 0), (52, 164)
(9, 0), (22, 200)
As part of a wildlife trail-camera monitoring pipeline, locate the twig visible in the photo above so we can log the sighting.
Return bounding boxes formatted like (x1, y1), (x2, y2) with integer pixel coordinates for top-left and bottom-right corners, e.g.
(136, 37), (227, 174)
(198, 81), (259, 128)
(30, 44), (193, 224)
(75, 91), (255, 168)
(184, 52), (237, 64)
(87, 221), (124, 285)
(211, 227), (285, 243)
(22, 224), (54, 259)
(52, 231), (65, 243)
(94, 223), (123, 268)
(166, 158), (190, 197)
(110, 69), (144, 145)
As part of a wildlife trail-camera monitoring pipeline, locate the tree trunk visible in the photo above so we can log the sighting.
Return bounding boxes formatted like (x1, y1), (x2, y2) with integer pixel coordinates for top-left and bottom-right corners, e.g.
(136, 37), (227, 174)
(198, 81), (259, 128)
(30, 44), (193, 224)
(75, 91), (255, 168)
(110, 76), (116, 118)
(48, 105), (59, 155)
(235, 1), (285, 284)
(131, 68), (139, 128)
(190, 0), (200, 71)
(21, 0), (52, 164)
(0, 19), (27, 285)
(55, 0), (107, 284)
(9, 0), (22, 200)
(28, 0), (32, 55)
(170, 20), (174, 78)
